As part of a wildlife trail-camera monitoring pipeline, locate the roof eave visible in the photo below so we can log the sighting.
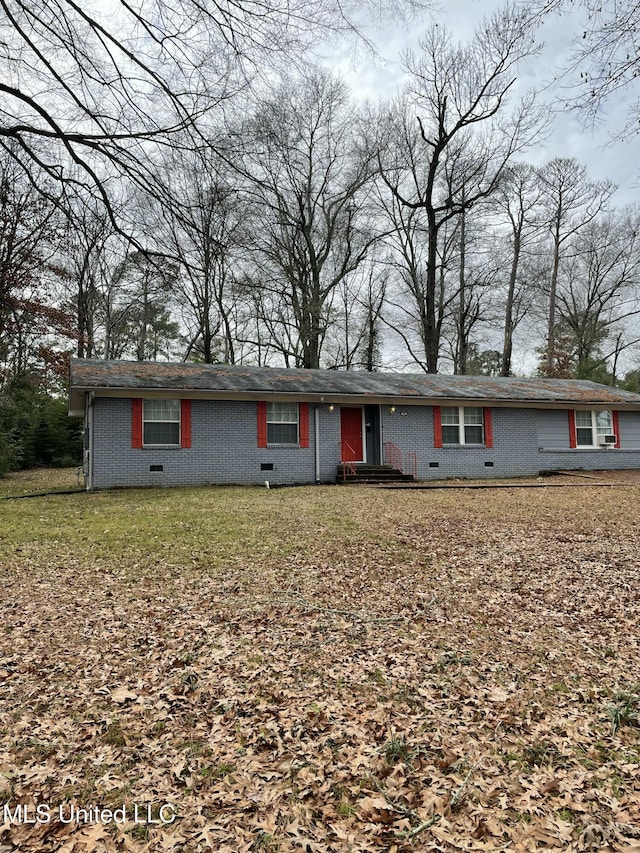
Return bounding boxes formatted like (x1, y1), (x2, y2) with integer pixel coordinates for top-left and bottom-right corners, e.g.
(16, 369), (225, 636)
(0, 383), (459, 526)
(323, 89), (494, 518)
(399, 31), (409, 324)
(68, 385), (640, 410)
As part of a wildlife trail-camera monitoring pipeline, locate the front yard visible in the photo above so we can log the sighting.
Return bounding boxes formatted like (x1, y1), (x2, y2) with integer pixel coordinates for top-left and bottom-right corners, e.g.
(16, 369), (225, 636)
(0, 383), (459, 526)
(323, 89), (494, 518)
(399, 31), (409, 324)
(0, 471), (639, 851)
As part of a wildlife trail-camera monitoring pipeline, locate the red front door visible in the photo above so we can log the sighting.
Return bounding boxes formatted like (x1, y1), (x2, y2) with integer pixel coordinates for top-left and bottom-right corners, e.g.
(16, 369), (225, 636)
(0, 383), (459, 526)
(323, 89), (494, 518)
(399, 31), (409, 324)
(340, 407), (364, 462)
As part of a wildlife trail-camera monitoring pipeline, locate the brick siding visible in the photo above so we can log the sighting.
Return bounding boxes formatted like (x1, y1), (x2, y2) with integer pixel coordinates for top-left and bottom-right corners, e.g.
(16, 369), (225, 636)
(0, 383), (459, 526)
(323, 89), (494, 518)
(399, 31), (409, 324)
(88, 397), (640, 489)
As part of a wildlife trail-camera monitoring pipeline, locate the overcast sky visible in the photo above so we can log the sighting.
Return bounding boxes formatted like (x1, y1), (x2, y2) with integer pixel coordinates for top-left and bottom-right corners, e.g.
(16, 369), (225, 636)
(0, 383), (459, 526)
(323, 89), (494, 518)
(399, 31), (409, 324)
(324, 0), (639, 208)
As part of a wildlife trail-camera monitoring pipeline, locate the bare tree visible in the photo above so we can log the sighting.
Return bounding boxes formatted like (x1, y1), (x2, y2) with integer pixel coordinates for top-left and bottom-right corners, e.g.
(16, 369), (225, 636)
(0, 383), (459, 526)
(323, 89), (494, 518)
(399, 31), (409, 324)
(449, 205), (500, 375)
(530, 0), (640, 137)
(0, 0), (428, 227)
(331, 261), (388, 370)
(537, 157), (614, 375)
(0, 149), (66, 376)
(556, 211), (640, 381)
(437, 153), (502, 376)
(375, 104), (456, 371)
(155, 145), (250, 364)
(58, 199), (128, 359)
(492, 162), (546, 375)
(243, 68), (379, 368)
(380, 6), (544, 372)
(358, 271), (388, 372)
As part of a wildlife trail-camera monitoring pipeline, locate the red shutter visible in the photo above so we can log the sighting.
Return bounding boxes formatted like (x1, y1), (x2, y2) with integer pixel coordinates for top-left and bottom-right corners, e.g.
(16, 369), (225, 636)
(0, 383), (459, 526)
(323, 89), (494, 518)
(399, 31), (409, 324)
(433, 406), (442, 448)
(132, 399), (143, 448)
(299, 403), (309, 448)
(180, 399), (192, 448)
(568, 410), (577, 448)
(484, 407), (493, 448)
(257, 401), (267, 448)
(613, 410), (621, 448)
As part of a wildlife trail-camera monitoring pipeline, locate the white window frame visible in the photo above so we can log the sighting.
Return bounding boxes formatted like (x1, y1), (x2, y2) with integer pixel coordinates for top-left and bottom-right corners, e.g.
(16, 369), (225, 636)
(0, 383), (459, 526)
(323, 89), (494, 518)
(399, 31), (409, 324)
(574, 409), (613, 447)
(441, 406), (485, 446)
(266, 402), (299, 446)
(143, 399), (180, 446)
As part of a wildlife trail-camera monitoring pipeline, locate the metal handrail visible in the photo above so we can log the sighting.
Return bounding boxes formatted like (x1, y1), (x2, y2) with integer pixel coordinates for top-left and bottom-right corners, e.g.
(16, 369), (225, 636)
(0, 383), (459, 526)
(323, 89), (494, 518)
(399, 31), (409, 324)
(384, 441), (417, 479)
(383, 441), (402, 470)
(340, 441), (358, 481)
(404, 451), (418, 480)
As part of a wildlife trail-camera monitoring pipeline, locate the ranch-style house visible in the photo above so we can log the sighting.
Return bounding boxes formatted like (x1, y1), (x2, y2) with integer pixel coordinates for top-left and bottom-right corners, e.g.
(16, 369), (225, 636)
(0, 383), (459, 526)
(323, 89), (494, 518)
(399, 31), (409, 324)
(68, 358), (640, 490)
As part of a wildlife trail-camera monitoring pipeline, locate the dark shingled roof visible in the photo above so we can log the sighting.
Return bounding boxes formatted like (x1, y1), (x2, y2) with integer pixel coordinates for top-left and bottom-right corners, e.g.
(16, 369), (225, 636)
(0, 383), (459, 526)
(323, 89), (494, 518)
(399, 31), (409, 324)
(69, 358), (640, 407)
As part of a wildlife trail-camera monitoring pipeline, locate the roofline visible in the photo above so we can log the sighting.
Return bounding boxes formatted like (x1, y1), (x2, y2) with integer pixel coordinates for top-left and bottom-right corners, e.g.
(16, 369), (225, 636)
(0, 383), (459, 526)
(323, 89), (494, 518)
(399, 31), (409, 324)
(68, 385), (640, 413)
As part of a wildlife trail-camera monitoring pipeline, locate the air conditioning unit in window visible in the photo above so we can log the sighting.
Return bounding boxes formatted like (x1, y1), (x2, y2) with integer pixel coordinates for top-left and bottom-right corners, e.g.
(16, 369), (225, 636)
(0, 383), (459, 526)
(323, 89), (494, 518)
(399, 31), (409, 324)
(597, 434), (617, 446)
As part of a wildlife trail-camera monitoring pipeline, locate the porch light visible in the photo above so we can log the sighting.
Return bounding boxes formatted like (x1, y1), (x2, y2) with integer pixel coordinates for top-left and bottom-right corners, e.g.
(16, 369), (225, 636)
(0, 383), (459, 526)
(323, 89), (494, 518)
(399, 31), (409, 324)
(327, 404), (335, 412)
(389, 406), (396, 414)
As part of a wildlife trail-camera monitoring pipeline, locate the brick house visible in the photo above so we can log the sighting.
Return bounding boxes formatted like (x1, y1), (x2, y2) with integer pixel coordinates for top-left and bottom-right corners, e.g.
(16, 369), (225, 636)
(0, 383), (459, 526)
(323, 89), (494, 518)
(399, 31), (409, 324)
(68, 358), (640, 490)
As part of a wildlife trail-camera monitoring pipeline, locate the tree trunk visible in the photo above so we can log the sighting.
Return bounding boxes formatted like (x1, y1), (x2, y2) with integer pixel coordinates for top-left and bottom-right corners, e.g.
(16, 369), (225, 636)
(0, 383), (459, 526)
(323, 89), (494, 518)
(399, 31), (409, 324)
(456, 208), (467, 374)
(425, 207), (440, 373)
(546, 215), (561, 375)
(501, 226), (521, 377)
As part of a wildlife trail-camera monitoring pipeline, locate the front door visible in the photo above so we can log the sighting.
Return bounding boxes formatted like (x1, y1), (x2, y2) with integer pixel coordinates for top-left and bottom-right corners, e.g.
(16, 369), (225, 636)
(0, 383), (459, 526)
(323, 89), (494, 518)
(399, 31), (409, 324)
(340, 407), (364, 462)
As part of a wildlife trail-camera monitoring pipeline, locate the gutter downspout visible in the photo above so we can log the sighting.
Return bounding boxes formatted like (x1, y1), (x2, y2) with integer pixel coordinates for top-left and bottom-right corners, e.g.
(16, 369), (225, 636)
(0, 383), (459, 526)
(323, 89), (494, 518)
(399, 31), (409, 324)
(314, 405), (320, 483)
(86, 392), (95, 491)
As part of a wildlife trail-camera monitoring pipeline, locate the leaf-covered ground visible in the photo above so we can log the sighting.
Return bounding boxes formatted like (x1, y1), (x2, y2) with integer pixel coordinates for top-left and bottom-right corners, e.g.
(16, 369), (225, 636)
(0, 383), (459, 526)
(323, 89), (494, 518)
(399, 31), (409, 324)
(1, 471), (639, 852)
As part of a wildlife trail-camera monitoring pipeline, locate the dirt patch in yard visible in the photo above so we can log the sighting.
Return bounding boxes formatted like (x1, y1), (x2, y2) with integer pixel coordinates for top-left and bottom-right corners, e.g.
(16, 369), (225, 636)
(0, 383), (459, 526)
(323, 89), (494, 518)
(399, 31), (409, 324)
(372, 468), (640, 489)
(560, 468), (640, 484)
(0, 475), (639, 851)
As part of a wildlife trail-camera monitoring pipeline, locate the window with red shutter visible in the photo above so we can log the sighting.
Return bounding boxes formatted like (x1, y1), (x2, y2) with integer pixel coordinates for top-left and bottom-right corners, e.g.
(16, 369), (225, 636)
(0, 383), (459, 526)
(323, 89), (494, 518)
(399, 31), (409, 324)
(612, 410), (621, 448)
(180, 400), (192, 448)
(439, 406), (490, 446)
(433, 406), (442, 448)
(572, 409), (617, 447)
(257, 402), (267, 448)
(131, 399), (143, 449)
(299, 403), (309, 448)
(483, 408), (493, 448)
(568, 410), (577, 448)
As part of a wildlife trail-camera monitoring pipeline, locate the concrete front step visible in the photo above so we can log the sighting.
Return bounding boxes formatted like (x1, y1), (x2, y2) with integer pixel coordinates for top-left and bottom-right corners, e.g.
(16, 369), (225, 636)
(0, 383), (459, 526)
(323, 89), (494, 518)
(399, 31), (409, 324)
(336, 464), (415, 484)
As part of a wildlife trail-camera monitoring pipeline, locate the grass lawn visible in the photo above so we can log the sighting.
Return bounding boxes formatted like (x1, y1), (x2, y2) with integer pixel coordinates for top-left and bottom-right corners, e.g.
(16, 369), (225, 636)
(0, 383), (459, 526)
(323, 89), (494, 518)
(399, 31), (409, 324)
(0, 470), (639, 852)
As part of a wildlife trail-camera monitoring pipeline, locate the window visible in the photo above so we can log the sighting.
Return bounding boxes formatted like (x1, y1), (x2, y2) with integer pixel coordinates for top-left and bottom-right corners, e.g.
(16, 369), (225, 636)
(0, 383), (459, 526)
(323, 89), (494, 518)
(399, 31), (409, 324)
(441, 406), (485, 445)
(574, 409), (614, 447)
(132, 399), (190, 449)
(266, 402), (299, 445)
(143, 399), (180, 445)
(257, 402), (309, 448)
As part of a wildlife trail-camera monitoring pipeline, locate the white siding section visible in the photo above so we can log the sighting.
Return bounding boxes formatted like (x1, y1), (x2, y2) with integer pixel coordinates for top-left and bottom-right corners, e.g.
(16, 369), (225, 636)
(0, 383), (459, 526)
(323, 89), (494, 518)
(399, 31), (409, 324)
(536, 410), (571, 449)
